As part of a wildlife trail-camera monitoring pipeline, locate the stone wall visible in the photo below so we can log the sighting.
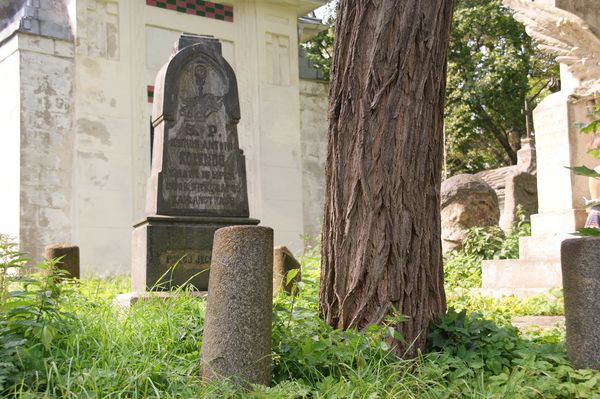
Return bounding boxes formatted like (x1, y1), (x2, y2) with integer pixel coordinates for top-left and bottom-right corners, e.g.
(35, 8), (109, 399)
(18, 33), (75, 263)
(299, 79), (328, 243)
(0, 36), (21, 240)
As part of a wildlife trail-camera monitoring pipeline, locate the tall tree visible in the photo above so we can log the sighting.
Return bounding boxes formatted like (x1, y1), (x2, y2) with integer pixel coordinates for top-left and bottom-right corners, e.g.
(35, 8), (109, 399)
(445, 0), (558, 174)
(319, 0), (455, 357)
(303, 0), (559, 176)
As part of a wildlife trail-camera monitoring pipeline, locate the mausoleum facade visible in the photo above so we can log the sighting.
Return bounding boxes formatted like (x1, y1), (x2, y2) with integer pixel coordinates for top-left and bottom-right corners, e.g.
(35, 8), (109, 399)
(0, 0), (328, 274)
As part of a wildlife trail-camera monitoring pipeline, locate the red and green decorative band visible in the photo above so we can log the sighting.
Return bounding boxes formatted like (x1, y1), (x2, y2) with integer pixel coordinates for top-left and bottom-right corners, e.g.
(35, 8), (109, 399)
(146, 0), (234, 22)
(147, 85), (154, 103)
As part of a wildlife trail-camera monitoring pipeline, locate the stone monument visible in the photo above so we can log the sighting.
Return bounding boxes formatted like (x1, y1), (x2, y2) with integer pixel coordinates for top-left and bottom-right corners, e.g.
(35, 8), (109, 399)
(483, 0), (600, 297)
(132, 34), (258, 292)
(440, 174), (499, 252)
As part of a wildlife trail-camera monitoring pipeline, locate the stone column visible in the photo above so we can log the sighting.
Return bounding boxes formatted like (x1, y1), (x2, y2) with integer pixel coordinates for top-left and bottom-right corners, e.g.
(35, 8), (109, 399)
(201, 225), (273, 386)
(561, 237), (600, 370)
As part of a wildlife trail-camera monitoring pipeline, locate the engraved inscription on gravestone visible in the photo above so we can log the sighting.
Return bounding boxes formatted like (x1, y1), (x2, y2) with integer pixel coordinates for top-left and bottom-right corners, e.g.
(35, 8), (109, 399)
(147, 34), (249, 218)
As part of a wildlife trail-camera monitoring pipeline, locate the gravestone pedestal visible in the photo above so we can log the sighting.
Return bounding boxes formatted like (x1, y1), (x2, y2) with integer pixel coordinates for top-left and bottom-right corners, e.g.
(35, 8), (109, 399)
(132, 215), (257, 291)
(482, 92), (596, 297)
(130, 33), (259, 294)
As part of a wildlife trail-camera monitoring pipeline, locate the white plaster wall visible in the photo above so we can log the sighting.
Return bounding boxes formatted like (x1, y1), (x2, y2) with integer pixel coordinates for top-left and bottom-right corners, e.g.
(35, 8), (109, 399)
(62, 0), (313, 274)
(18, 33), (75, 263)
(299, 79), (328, 244)
(255, 2), (305, 253)
(72, 0), (133, 275)
(0, 36), (21, 240)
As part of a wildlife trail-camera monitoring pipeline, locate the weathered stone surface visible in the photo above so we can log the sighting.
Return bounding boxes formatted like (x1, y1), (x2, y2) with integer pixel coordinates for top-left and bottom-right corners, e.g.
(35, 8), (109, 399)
(441, 174), (499, 251)
(44, 244), (80, 279)
(132, 215), (258, 291)
(561, 237), (600, 370)
(201, 225), (274, 387)
(132, 34), (259, 292)
(147, 34), (249, 218)
(273, 246), (301, 295)
(502, 171), (538, 230)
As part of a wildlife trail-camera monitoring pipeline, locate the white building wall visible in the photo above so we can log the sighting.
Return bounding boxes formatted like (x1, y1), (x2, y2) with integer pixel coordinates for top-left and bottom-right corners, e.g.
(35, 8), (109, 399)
(71, 0), (134, 274)
(255, 3), (305, 252)
(299, 79), (328, 244)
(2, 0), (325, 272)
(0, 36), (21, 240)
(18, 33), (75, 262)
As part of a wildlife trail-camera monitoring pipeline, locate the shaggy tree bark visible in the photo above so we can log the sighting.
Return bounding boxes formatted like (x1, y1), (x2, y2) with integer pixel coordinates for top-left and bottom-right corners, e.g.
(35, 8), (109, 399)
(319, 0), (455, 357)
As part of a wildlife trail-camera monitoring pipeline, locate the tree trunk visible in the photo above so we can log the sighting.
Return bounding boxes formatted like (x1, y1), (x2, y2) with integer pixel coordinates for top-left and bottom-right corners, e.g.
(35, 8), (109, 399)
(319, 0), (455, 357)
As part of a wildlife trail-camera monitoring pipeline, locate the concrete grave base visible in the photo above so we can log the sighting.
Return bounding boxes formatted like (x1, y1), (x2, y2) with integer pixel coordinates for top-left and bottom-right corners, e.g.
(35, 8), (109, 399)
(132, 215), (259, 292)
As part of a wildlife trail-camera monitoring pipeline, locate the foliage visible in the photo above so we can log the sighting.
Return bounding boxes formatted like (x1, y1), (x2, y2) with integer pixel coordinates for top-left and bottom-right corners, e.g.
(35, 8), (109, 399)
(427, 309), (600, 398)
(571, 101), (600, 236)
(444, 209), (531, 291)
(302, 18), (334, 81)
(581, 102), (600, 137)
(1, 241), (598, 398)
(445, 0), (559, 175)
(302, 0), (559, 176)
(301, 1), (336, 80)
(0, 237), (71, 392)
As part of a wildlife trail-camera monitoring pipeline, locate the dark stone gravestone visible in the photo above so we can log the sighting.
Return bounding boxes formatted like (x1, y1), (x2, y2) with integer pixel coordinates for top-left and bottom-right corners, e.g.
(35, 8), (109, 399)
(132, 34), (258, 292)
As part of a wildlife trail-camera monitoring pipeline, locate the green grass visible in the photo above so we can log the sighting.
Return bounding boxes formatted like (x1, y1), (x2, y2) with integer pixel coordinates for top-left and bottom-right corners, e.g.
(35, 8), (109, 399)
(1, 242), (599, 398)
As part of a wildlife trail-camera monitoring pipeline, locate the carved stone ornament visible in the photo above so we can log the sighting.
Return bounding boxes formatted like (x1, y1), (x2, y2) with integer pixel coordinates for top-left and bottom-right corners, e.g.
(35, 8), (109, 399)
(504, 0), (600, 97)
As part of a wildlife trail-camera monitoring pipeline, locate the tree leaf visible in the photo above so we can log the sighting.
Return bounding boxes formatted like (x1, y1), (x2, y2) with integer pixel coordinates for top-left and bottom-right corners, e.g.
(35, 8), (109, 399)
(566, 166), (600, 177)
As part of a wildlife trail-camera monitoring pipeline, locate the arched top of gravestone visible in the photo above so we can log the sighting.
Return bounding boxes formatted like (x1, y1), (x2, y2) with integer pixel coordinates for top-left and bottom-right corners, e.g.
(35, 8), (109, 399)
(146, 34), (250, 218)
(152, 34), (240, 125)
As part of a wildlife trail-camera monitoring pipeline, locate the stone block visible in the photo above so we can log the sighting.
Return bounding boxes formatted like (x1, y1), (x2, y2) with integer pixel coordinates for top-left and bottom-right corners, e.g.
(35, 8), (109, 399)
(441, 174), (499, 251)
(273, 245), (301, 295)
(531, 210), (587, 236)
(44, 243), (80, 278)
(132, 215), (258, 291)
(561, 237), (600, 370)
(518, 234), (574, 261)
(482, 259), (562, 298)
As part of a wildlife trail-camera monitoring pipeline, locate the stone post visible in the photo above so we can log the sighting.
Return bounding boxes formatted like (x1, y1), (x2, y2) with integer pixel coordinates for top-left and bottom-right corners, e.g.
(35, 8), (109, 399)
(273, 246), (301, 295)
(201, 226), (273, 386)
(561, 237), (600, 370)
(44, 244), (80, 279)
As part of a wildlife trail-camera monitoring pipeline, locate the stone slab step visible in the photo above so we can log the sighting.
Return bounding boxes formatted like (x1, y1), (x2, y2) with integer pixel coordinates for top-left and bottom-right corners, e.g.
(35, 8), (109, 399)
(481, 259), (562, 298)
(512, 316), (565, 330)
(530, 210), (587, 236)
(518, 234), (575, 261)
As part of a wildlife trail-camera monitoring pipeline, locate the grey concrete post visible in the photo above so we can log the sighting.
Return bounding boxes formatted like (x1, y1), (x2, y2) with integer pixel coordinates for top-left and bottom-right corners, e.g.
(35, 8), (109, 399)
(561, 237), (600, 370)
(201, 225), (273, 386)
(44, 244), (80, 279)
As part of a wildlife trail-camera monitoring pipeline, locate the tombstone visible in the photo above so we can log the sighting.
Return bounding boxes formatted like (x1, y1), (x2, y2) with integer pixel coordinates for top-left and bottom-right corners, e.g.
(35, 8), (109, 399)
(440, 174), (499, 252)
(502, 170), (538, 230)
(44, 243), (80, 279)
(273, 245), (301, 295)
(482, 0), (600, 297)
(132, 34), (258, 292)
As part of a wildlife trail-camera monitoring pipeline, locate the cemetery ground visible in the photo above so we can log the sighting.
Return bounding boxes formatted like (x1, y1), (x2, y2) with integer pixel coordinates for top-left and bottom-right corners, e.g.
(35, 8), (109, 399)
(1, 225), (600, 399)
